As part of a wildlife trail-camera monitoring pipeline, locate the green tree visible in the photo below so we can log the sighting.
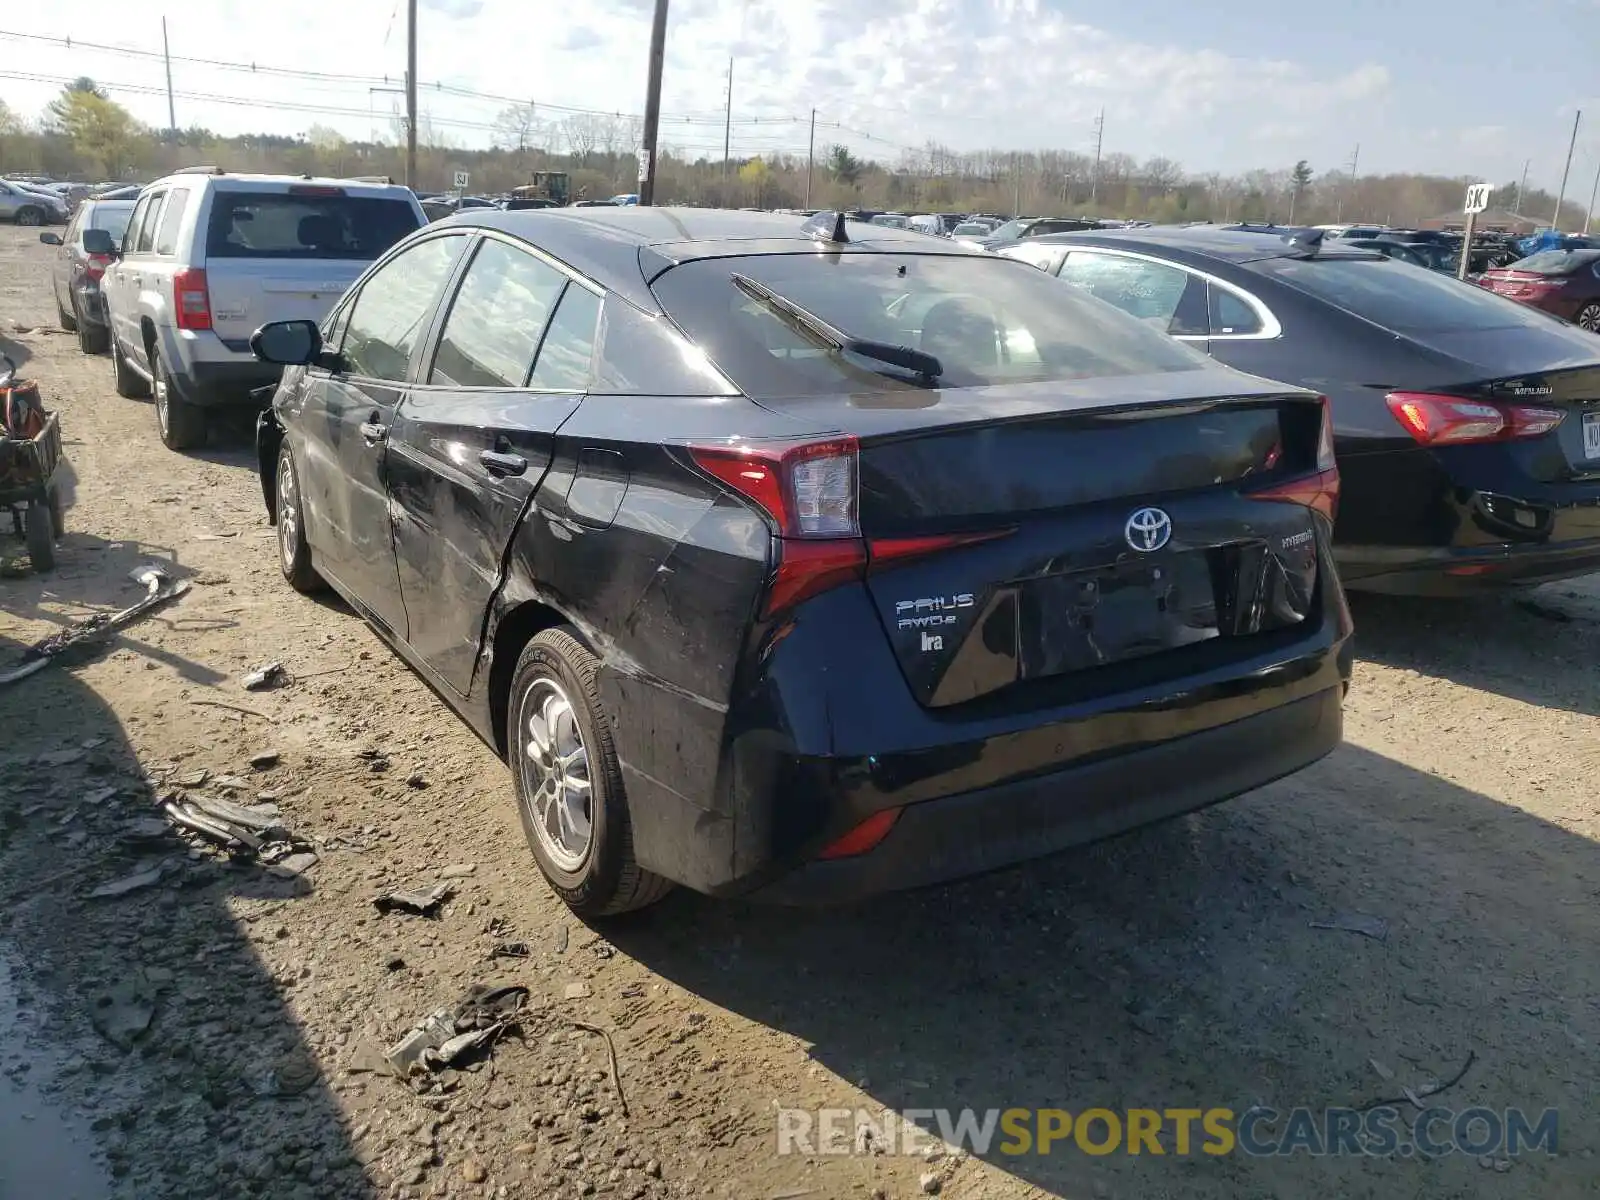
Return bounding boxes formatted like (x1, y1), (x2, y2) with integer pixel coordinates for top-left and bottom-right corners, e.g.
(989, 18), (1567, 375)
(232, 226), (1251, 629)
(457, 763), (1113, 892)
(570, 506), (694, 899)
(1288, 159), (1313, 223)
(738, 156), (771, 204)
(827, 144), (862, 186)
(0, 99), (20, 137)
(46, 82), (143, 175)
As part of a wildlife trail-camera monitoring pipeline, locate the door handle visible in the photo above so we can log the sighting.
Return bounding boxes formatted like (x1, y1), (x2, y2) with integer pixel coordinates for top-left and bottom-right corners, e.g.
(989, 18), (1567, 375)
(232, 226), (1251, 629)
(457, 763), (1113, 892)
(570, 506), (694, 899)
(359, 419), (387, 444)
(479, 449), (528, 477)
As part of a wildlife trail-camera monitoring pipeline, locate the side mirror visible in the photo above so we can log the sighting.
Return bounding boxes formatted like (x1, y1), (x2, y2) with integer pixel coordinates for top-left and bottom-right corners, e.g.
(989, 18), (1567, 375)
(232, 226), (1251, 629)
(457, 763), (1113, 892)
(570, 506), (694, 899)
(250, 319), (323, 367)
(81, 227), (118, 255)
(38, 232), (63, 247)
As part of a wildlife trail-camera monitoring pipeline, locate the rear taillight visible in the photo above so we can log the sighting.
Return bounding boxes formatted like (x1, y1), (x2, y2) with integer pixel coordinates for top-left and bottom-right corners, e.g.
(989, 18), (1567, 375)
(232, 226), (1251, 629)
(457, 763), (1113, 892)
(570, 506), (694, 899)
(1245, 396), (1340, 522)
(83, 252), (114, 282)
(1385, 392), (1565, 446)
(173, 268), (212, 331)
(689, 438), (865, 615)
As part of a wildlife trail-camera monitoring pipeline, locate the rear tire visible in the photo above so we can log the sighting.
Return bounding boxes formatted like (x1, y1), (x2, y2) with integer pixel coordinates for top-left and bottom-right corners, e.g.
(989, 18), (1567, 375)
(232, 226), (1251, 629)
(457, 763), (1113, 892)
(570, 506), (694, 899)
(274, 441), (324, 594)
(1577, 303), (1600, 332)
(151, 344), (206, 451)
(111, 333), (149, 398)
(24, 501), (54, 572)
(508, 628), (673, 917)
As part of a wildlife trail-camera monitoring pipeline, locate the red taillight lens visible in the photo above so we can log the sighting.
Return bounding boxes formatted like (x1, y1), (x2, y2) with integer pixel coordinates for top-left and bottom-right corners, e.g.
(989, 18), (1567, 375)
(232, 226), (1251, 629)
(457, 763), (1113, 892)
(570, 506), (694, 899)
(1246, 396), (1340, 522)
(83, 252), (114, 282)
(173, 268), (212, 331)
(1385, 392), (1565, 446)
(867, 528), (1015, 567)
(690, 438), (864, 616)
(817, 808), (901, 860)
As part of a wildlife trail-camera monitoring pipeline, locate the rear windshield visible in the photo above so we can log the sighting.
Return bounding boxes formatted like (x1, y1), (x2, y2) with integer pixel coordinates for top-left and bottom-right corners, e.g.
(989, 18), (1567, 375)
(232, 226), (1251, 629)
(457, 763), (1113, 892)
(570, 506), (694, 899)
(1253, 256), (1554, 333)
(205, 192), (420, 260)
(87, 203), (134, 245)
(652, 253), (1206, 397)
(1514, 250), (1600, 275)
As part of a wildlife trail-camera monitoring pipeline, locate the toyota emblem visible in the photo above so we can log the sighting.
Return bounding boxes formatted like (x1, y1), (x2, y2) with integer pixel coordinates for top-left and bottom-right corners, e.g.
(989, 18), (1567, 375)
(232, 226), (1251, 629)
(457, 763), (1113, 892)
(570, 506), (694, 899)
(1124, 507), (1173, 553)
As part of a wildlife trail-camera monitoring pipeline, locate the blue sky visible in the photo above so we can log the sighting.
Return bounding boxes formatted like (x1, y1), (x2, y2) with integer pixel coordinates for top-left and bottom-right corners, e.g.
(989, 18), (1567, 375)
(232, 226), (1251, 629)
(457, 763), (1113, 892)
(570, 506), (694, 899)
(2, 0), (1595, 190)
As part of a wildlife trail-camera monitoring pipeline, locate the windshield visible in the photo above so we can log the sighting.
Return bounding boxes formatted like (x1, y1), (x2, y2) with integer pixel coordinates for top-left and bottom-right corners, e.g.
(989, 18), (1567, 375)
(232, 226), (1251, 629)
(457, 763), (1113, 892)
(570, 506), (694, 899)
(952, 223), (991, 236)
(88, 203), (134, 245)
(987, 219), (1030, 241)
(870, 215), (908, 228)
(205, 192), (421, 260)
(652, 252), (1206, 398)
(1512, 250), (1600, 275)
(1256, 256), (1557, 332)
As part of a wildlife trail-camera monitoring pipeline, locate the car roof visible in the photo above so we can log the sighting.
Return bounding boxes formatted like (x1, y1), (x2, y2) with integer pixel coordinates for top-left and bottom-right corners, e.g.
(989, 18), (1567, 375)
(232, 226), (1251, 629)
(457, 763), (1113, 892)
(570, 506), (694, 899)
(1021, 225), (1385, 265)
(438, 206), (981, 310)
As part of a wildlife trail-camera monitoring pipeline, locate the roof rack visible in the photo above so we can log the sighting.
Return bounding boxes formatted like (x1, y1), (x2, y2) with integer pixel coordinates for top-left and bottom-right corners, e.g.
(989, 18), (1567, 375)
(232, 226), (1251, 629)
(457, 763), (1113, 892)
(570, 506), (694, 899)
(172, 165), (226, 175)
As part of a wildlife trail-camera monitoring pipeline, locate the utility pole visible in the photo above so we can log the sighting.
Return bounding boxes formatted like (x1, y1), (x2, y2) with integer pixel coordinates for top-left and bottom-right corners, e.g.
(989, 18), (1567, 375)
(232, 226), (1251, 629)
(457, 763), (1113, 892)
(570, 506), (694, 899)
(637, 0), (670, 205)
(405, 0), (418, 188)
(1335, 143), (1359, 221)
(1088, 108), (1104, 212)
(1512, 158), (1530, 217)
(161, 17), (177, 139)
(721, 58), (733, 198)
(805, 108), (816, 208)
(1553, 109), (1581, 230)
(1586, 154), (1600, 236)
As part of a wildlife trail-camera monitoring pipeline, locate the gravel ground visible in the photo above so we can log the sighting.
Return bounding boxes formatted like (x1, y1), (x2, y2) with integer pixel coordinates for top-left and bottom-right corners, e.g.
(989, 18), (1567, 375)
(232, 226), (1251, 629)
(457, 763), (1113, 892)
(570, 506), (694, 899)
(0, 222), (1597, 1200)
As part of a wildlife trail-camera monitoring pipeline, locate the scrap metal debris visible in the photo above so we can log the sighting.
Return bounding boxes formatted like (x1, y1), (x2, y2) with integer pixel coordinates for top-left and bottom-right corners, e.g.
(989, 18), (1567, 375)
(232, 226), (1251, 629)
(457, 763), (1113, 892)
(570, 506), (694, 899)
(380, 985), (530, 1078)
(1309, 912), (1389, 941)
(373, 881), (453, 917)
(488, 941), (530, 960)
(1358, 1050), (1477, 1112)
(0, 565), (189, 685)
(241, 662), (286, 691)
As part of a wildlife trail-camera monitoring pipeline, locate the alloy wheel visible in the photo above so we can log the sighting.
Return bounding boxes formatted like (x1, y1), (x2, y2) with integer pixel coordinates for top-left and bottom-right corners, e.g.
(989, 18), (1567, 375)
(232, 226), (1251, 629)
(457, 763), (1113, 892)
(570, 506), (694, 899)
(16, 209), (41, 227)
(277, 453), (300, 573)
(517, 678), (593, 872)
(1579, 304), (1600, 332)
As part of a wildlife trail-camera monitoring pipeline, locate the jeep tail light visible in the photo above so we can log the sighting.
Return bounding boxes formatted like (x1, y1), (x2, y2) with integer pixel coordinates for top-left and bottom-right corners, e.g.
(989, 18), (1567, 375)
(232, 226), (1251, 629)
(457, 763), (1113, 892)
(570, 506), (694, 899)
(690, 438), (864, 615)
(1385, 392), (1565, 445)
(83, 252), (115, 283)
(173, 268), (212, 331)
(1246, 396), (1340, 522)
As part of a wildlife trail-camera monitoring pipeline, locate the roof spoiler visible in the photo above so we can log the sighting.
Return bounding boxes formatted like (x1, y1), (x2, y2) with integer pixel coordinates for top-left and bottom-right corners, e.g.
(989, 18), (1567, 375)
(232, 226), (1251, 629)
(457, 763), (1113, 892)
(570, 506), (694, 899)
(801, 209), (849, 244)
(1284, 227), (1325, 257)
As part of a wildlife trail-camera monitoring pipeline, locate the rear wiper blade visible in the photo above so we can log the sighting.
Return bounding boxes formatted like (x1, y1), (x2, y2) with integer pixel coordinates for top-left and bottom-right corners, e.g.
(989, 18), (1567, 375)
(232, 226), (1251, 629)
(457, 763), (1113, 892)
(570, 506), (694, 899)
(730, 271), (942, 381)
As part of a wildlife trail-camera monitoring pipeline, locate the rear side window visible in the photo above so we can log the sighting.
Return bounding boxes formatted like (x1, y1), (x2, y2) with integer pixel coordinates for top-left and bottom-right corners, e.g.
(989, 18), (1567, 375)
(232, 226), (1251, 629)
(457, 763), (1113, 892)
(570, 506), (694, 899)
(653, 253), (1204, 397)
(1209, 284), (1263, 336)
(154, 191), (189, 255)
(134, 193), (165, 253)
(528, 286), (601, 391)
(1058, 252), (1207, 336)
(429, 239), (567, 388)
(1257, 257), (1556, 332)
(205, 191), (420, 261)
(592, 299), (737, 395)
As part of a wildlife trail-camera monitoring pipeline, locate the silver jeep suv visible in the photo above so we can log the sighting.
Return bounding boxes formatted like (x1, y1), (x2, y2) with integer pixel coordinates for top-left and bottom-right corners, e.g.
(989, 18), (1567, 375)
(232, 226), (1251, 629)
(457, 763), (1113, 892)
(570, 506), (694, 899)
(97, 168), (425, 450)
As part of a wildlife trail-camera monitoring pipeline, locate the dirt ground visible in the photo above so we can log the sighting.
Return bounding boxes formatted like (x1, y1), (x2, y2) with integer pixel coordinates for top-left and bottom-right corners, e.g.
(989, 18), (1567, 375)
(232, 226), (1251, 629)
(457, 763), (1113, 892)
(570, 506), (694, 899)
(0, 220), (1597, 1200)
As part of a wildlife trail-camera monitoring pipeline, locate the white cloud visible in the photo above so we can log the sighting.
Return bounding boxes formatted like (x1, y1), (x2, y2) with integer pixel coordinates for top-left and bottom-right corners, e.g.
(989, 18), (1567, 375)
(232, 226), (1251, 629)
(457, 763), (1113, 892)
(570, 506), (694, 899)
(0, 0), (1402, 173)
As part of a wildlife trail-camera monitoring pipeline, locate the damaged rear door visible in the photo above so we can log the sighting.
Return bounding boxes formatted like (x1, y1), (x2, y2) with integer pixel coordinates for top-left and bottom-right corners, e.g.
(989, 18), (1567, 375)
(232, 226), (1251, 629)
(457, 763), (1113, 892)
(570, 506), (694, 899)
(387, 234), (603, 694)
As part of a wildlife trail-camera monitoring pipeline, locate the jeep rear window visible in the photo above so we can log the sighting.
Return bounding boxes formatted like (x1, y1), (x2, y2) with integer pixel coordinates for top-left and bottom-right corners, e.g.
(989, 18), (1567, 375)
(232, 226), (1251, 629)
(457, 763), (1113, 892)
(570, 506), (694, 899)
(652, 253), (1205, 397)
(205, 193), (420, 260)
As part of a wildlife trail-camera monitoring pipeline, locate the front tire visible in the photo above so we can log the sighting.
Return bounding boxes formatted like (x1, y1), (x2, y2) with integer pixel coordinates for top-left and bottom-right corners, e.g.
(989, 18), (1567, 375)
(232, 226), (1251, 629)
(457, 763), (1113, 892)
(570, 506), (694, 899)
(24, 501), (54, 572)
(508, 628), (672, 917)
(111, 333), (150, 398)
(274, 441), (324, 594)
(151, 344), (206, 451)
(57, 293), (77, 333)
(1577, 303), (1600, 332)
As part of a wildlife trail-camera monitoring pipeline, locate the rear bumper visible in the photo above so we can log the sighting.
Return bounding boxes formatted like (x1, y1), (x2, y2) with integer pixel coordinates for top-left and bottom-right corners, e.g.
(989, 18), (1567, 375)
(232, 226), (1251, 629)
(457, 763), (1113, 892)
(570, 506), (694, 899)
(1338, 538), (1600, 594)
(754, 686), (1342, 905)
(165, 357), (283, 410)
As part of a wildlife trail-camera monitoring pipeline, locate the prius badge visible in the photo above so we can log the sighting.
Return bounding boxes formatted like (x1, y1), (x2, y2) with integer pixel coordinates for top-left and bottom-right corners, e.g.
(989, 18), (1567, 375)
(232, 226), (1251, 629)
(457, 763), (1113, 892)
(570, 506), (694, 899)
(1125, 507), (1172, 553)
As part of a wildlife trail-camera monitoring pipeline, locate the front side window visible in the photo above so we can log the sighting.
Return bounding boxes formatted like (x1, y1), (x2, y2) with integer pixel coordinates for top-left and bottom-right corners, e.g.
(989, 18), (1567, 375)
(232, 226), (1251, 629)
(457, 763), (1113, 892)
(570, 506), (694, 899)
(429, 239), (568, 388)
(123, 194), (154, 254)
(154, 191), (189, 256)
(89, 203), (135, 247)
(341, 235), (468, 382)
(652, 252), (1205, 398)
(1058, 252), (1207, 336)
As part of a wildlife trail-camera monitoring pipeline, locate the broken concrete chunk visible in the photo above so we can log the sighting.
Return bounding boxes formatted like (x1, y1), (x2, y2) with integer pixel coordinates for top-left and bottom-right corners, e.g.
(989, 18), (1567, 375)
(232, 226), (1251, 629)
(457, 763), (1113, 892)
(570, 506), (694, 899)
(89, 969), (162, 1050)
(88, 860), (175, 898)
(438, 863), (476, 879)
(248, 749), (281, 769)
(372, 882), (453, 917)
(266, 852), (319, 879)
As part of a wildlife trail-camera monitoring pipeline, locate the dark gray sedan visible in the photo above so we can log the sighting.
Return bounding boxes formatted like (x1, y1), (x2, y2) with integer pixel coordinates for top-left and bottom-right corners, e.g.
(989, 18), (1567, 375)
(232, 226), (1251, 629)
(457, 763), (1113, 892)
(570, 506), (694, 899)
(40, 199), (135, 354)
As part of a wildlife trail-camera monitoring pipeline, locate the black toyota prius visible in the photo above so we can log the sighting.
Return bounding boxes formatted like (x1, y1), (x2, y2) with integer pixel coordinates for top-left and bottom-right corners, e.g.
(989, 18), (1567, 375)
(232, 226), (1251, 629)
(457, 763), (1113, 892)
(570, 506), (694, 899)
(251, 207), (1350, 915)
